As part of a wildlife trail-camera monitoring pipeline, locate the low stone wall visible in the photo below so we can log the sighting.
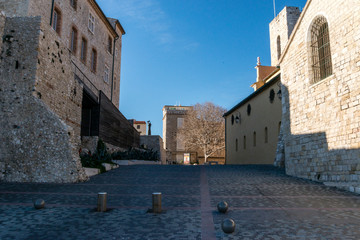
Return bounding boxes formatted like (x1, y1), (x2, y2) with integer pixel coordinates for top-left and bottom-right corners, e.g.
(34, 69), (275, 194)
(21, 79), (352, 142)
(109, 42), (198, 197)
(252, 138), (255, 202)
(113, 160), (161, 166)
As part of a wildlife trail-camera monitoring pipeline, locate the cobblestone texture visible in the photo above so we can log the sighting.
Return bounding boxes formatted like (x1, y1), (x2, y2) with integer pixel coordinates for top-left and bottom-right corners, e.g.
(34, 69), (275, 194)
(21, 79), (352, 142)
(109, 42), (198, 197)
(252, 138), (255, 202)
(0, 165), (359, 239)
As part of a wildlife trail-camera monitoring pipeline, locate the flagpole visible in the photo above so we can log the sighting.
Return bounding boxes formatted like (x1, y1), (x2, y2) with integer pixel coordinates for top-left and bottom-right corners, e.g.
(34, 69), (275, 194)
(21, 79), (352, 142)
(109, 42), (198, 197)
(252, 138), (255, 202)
(273, 0), (276, 17)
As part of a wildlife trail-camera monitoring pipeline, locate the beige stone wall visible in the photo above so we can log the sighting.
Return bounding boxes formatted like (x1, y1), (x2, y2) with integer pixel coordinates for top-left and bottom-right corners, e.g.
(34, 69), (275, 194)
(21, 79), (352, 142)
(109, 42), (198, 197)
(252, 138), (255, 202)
(225, 78), (282, 165)
(280, 0), (360, 185)
(269, 6), (301, 66)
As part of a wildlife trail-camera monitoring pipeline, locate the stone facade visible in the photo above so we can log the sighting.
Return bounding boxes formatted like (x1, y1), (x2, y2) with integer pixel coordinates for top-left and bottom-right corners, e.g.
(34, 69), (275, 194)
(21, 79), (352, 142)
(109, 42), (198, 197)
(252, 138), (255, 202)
(277, 0), (360, 189)
(0, 0), (126, 183)
(269, 6), (301, 66)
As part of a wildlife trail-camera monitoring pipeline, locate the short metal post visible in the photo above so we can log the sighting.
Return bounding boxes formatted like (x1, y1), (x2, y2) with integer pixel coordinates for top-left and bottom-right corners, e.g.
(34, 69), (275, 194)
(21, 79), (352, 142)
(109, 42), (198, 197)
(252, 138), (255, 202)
(97, 192), (107, 212)
(152, 192), (162, 213)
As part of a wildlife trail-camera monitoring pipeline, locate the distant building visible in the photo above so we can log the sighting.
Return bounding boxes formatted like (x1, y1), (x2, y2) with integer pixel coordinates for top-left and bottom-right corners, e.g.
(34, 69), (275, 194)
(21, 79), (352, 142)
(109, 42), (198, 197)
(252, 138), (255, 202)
(162, 105), (195, 164)
(129, 119), (147, 135)
(163, 105), (225, 164)
(224, 59), (282, 165)
(0, 0), (139, 183)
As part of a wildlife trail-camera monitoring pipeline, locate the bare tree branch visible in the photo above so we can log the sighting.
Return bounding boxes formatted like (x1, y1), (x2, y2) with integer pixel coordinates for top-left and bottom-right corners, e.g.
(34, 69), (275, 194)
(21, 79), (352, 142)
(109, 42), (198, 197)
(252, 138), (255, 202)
(179, 102), (226, 163)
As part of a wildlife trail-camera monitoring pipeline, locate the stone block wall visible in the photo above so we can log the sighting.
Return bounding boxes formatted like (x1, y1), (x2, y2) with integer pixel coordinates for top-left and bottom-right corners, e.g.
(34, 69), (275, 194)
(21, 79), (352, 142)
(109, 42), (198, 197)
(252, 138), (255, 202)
(279, 0), (360, 188)
(0, 16), (87, 182)
(269, 6), (301, 66)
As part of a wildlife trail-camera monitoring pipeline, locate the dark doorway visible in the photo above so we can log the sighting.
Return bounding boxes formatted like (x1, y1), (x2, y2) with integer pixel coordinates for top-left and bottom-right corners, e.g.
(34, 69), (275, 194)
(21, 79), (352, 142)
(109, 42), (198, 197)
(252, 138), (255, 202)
(81, 89), (99, 136)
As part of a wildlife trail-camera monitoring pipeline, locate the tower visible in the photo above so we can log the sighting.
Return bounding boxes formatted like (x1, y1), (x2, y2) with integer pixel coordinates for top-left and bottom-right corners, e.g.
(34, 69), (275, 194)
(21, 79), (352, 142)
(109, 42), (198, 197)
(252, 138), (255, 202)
(269, 6), (301, 66)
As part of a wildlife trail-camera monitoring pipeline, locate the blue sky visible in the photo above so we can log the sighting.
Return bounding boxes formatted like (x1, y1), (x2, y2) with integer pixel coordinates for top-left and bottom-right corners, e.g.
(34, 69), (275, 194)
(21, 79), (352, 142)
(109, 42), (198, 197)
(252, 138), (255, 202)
(97, 0), (307, 137)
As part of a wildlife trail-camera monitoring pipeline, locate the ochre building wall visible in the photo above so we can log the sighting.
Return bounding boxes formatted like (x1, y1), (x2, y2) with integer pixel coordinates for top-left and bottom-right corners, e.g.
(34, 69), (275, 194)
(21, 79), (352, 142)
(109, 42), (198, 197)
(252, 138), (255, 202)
(280, 0), (360, 187)
(225, 79), (282, 165)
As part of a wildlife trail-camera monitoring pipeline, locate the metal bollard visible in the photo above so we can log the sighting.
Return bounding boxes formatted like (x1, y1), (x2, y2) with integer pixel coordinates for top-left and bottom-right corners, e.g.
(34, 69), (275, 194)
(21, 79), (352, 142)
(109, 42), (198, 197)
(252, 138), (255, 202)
(97, 192), (107, 212)
(152, 192), (162, 213)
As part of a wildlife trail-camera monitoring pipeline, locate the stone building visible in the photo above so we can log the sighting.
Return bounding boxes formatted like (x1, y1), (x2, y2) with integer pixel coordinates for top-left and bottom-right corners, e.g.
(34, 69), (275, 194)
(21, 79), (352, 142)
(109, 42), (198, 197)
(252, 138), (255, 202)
(129, 119), (147, 136)
(224, 59), (282, 165)
(0, 0), (139, 183)
(163, 105), (225, 164)
(162, 105), (195, 164)
(274, 0), (360, 191)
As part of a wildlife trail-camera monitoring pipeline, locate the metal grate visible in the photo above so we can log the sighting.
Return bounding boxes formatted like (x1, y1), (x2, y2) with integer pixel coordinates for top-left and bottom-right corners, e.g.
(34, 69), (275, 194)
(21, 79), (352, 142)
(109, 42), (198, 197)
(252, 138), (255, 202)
(310, 16), (332, 83)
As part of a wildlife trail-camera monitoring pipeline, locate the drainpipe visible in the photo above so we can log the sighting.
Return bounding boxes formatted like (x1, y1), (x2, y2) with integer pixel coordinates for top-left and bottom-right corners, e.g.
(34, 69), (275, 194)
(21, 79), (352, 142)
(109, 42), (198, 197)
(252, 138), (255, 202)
(50, 0), (55, 26)
(111, 36), (119, 102)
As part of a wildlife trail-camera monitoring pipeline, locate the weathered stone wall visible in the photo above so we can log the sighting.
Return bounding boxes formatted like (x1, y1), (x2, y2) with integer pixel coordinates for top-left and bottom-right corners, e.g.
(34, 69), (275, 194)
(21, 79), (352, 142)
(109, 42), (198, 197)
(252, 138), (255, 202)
(269, 6), (301, 66)
(0, 17), (87, 182)
(280, 0), (360, 189)
(140, 135), (166, 164)
(0, 0), (29, 17)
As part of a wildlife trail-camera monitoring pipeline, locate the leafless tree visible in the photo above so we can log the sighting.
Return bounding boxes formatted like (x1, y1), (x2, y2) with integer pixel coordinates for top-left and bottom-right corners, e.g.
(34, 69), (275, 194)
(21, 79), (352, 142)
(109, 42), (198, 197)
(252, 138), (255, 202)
(179, 102), (226, 163)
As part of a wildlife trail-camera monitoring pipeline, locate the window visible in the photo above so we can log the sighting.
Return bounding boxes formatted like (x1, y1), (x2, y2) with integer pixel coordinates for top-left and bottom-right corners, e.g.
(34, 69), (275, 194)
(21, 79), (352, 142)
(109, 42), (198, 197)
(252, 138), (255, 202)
(70, 27), (78, 54)
(88, 12), (95, 33)
(253, 132), (256, 147)
(277, 36), (281, 60)
(70, 0), (77, 10)
(243, 136), (246, 150)
(265, 127), (268, 143)
(247, 104), (251, 116)
(177, 118), (184, 129)
(137, 125), (140, 129)
(104, 65), (109, 83)
(80, 37), (87, 63)
(90, 48), (97, 72)
(310, 16), (332, 83)
(235, 139), (238, 152)
(269, 89), (275, 103)
(231, 115), (234, 125)
(108, 36), (112, 54)
(52, 8), (61, 35)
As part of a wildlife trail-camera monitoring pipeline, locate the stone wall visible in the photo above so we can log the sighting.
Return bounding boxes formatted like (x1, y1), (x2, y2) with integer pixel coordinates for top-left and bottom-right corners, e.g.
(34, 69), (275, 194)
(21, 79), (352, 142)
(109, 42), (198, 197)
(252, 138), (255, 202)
(0, 12), (5, 53)
(0, 0), (29, 17)
(269, 6), (301, 66)
(279, 0), (360, 189)
(140, 135), (166, 164)
(0, 16), (87, 182)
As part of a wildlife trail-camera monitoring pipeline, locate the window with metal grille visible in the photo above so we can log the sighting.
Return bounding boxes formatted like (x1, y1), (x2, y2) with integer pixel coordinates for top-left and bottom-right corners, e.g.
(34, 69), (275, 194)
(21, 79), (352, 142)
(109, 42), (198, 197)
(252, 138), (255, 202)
(310, 16), (332, 83)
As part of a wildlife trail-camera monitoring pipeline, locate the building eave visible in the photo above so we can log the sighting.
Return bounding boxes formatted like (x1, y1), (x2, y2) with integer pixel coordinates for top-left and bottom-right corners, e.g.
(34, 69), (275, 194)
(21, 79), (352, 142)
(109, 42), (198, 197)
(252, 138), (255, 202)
(223, 71), (281, 117)
(88, 0), (120, 38)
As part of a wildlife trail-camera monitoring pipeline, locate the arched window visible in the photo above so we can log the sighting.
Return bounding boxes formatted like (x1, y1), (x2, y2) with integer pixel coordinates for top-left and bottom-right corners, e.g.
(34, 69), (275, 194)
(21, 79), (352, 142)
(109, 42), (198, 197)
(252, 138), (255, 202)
(277, 36), (281, 60)
(253, 132), (256, 147)
(235, 139), (238, 152)
(243, 136), (246, 150)
(265, 127), (268, 143)
(310, 16), (332, 83)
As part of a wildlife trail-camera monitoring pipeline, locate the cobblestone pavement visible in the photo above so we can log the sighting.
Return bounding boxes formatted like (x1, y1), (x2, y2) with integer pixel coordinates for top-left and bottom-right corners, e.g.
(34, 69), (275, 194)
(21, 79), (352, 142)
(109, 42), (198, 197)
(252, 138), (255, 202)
(0, 165), (359, 239)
